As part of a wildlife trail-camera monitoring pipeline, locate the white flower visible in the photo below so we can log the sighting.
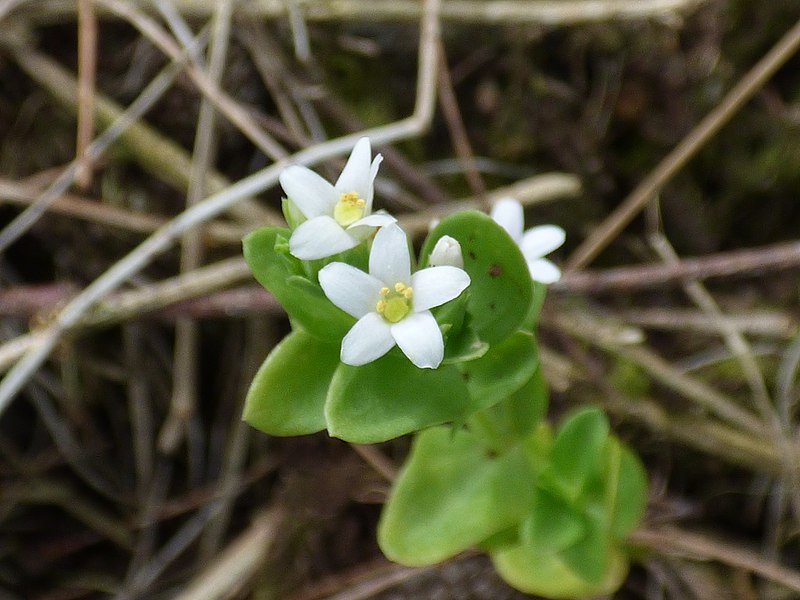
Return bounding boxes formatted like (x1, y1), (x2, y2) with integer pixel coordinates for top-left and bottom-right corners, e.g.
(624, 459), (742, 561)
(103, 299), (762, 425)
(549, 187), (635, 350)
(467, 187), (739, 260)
(428, 235), (464, 269)
(490, 197), (565, 284)
(318, 224), (470, 369)
(280, 137), (396, 260)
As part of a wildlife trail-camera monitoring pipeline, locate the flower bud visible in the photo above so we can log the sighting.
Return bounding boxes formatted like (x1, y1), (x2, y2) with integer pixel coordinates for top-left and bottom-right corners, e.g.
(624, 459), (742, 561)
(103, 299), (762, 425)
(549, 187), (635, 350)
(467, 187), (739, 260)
(428, 235), (464, 269)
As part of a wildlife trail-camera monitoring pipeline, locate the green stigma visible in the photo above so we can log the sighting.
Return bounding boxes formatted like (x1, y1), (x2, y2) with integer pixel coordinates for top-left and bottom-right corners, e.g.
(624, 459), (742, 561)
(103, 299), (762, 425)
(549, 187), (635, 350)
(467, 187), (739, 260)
(334, 191), (366, 227)
(376, 283), (413, 323)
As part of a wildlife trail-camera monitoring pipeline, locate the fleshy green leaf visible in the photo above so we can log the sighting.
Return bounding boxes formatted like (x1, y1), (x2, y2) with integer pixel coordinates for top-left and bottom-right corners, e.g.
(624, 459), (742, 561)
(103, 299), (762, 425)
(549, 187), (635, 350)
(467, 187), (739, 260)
(243, 227), (353, 341)
(243, 329), (339, 436)
(522, 489), (586, 555)
(459, 331), (538, 414)
(503, 366), (549, 438)
(491, 536), (628, 599)
(560, 516), (613, 584)
(548, 407), (609, 501)
(378, 426), (534, 565)
(420, 212), (533, 345)
(325, 354), (471, 443)
(607, 438), (649, 538)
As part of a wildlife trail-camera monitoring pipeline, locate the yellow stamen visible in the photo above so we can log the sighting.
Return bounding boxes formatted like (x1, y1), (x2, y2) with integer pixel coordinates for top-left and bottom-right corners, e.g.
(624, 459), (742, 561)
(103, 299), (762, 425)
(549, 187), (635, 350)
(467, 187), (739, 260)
(376, 282), (414, 323)
(333, 191), (366, 226)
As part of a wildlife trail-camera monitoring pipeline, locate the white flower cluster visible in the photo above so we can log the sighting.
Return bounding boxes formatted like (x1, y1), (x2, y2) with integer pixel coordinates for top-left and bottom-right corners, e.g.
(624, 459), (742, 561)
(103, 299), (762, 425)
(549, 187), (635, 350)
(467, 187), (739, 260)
(280, 138), (564, 368)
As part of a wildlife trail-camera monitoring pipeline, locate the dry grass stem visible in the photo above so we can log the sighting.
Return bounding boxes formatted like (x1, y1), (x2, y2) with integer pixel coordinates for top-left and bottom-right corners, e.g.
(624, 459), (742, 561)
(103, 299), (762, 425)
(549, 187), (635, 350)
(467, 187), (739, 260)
(25, 0), (707, 25)
(566, 17), (800, 271)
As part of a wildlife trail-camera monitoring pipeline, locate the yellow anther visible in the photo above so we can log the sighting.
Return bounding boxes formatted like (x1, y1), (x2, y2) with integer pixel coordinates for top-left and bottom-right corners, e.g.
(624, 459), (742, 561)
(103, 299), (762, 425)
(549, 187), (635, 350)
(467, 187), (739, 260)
(375, 281), (413, 324)
(340, 191), (360, 203)
(334, 191), (366, 226)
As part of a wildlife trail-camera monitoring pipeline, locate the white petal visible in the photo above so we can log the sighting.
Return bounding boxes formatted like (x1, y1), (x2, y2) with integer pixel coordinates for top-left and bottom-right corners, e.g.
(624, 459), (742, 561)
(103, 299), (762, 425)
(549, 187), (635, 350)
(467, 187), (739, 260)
(427, 235), (463, 268)
(318, 262), (384, 318)
(364, 154), (383, 213)
(341, 312), (395, 366)
(520, 225), (566, 259)
(490, 197), (524, 242)
(280, 165), (337, 219)
(346, 211), (396, 242)
(527, 258), (562, 284)
(369, 223), (411, 285)
(391, 311), (444, 369)
(335, 137), (372, 200)
(411, 266), (470, 312)
(348, 212), (396, 229)
(289, 216), (359, 260)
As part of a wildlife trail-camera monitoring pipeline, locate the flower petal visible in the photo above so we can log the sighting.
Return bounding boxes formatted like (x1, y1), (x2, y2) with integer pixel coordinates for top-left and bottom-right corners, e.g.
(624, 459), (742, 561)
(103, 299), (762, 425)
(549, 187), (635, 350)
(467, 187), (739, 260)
(391, 311), (444, 369)
(318, 262), (384, 318)
(520, 225), (566, 260)
(335, 137), (372, 200)
(527, 258), (562, 284)
(280, 165), (337, 219)
(341, 312), (395, 366)
(364, 154), (383, 213)
(346, 211), (397, 242)
(411, 266), (470, 312)
(349, 211), (396, 229)
(369, 223), (411, 285)
(289, 216), (359, 260)
(490, 197), (524, 242)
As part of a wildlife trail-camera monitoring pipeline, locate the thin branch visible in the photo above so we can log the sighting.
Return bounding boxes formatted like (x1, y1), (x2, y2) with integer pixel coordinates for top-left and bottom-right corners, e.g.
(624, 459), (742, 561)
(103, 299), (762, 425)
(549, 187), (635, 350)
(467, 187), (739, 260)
(26, 0), (707, 25)
(437, 41), (485, 200)
(551, 312), (765, 435)
(566, 17), (800, 271)
(75, 0), (97, 189)
(96, 0), (288, 162)
(0, 177), (244, 243)
(630, 527), (800, 593)
(160, 0), (234, 456)
(554, 240), (800, 293)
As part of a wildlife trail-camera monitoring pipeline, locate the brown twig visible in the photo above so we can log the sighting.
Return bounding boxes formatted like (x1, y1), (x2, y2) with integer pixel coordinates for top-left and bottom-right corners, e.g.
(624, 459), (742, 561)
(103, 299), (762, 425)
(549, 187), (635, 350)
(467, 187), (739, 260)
(554, 240), (800, 293)
(75, 0), (97, 189)
(630, 527), (800, 593)
(25, 0), (707, 25)
(437, 41), (485, 200)
(566, 17), (800, 271)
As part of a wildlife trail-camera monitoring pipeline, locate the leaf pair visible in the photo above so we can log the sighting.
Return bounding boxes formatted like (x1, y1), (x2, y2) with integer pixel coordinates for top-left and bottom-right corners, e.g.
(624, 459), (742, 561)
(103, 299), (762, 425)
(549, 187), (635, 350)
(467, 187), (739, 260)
(379, 408), (648, 598)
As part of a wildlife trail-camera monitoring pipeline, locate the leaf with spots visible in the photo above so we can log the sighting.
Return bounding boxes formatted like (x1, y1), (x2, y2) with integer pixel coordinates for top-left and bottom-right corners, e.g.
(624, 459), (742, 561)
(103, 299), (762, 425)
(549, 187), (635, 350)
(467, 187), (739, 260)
(420, 212), (534, 345)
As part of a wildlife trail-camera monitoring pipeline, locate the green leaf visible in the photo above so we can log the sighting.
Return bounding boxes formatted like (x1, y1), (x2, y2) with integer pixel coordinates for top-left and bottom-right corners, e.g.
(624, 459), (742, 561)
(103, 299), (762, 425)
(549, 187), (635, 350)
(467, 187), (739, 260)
(459, 331), (538, 414)
(243, 329), (340, 436)
(467, 368), (552, 454)
(548, 407), (609, 501)
(243, 227), (353, 341)
(325, 354), (471, 443)
(503, 366), (549, 439)
(522, 489), (585, 555)
(607, 438), (649, 538)
(491, 536), (629, 599)
(378, 426), (534, 565)
(560, 516), (613, 584)
(420, 212), (533, 345)
(442, 321), (489, 364)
